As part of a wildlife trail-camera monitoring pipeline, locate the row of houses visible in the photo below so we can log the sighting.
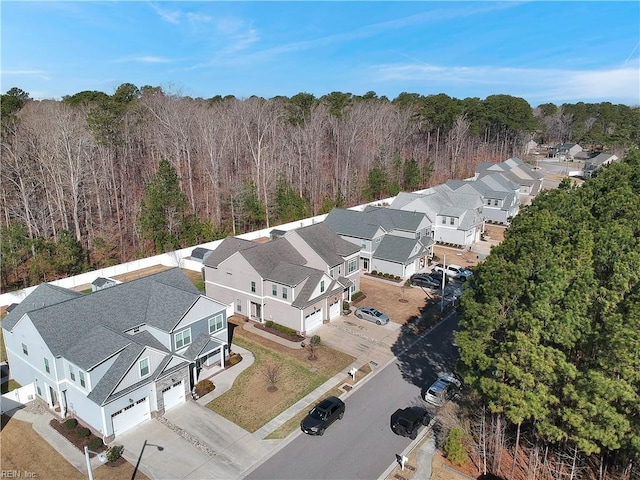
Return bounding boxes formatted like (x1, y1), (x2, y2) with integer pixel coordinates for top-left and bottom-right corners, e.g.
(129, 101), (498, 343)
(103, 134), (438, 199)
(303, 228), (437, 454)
(0, 156), (544, 442)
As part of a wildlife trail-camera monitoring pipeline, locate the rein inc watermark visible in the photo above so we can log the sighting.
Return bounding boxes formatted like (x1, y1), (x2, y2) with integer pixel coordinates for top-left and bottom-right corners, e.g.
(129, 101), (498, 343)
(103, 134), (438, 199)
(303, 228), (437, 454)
(1, 471), (37, 478)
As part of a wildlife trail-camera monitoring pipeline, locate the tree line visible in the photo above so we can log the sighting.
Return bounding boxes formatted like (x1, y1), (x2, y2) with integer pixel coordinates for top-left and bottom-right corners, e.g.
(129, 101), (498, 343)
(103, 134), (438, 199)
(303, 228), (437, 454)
(456, 150), (640, 479)
(1, 84), (638, 291)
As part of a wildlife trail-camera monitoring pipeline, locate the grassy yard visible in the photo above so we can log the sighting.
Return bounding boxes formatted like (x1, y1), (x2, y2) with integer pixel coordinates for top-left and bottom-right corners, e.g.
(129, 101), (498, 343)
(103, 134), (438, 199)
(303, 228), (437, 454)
(0, 415), (147, 480)
(207, 326), (354, 433)
(1, 379), (21, 394)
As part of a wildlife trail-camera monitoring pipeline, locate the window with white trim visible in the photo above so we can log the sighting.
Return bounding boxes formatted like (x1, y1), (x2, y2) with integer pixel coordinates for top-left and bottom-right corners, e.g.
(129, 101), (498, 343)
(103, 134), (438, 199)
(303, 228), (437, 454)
(22, 343), (28, 355)
(441, 216), (446, 224)
(320, 280), (325, 293)
(329, 268), (334, 278)
(251, 281), (256, 293)
(69, 365), (75, 381)
(347, 258), (357, 274)
(44, 357), (50, 373)
(450, 217), (455, 225)
(282, 287), (288, 300)
(175, 328), (192, 349)
(272, 284), (277, 296)
(236, 299), (242, 312)
(208, 313), (224, 333)
(79, 370), (86, 388)
(139, 357), (150, 377)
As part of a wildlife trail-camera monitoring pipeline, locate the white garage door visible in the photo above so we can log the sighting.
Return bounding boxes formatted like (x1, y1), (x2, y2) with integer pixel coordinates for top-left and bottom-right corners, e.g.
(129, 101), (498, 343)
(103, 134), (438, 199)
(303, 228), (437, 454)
(162, 381), (185, 411)
(329, 300), (340, 319)
(405, 263), (416, 278)
(112, 397), (150, 436)
(305, 309), (323, 331)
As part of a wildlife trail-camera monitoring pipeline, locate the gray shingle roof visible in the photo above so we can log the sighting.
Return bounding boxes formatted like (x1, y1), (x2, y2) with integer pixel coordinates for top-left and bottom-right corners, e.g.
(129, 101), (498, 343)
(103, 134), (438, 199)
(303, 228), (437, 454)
(324, 208), (384, 240)
(191, 247), (213, 262)
(87, 342), (145, 405)
(2, 283), (82, 331)
(362, 206), (428, 232)
(291, 272), (341, 309)
(266, 263), (315, 287)
(372, 236), (429, 264)
(17, 268), (199, 371)
(65, 325), (131, 371)
(240, 239), (307, 278)
(203, 237), (255, 267)
(291, 223), (360, 266)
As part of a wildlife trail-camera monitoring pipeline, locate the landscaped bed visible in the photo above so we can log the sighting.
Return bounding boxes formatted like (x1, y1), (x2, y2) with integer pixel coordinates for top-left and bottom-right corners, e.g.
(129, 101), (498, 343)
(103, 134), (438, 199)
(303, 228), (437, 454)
(1, 414), (146, 480)
(207, 331), (354, 433)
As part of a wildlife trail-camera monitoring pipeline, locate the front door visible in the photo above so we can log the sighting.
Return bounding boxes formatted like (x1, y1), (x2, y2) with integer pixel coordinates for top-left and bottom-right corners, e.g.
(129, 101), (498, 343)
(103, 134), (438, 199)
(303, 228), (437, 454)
(363, 258), (369, 271)
(48, 386), (57, 407)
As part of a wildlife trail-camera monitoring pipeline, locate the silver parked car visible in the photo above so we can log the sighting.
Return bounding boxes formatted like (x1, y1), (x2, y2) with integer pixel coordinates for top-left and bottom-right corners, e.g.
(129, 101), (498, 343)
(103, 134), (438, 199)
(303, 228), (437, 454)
(423, 375), (461, 406)
(354, 307), (389, 325)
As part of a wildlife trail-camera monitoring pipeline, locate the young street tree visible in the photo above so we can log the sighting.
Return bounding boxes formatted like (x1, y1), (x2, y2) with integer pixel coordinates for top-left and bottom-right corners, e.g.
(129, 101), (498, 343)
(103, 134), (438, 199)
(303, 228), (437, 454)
(137, 159), (188, 253)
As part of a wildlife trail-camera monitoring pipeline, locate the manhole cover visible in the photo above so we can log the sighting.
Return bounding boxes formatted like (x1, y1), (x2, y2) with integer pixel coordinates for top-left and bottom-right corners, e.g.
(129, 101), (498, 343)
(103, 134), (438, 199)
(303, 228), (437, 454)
(341, 384), (352, 391)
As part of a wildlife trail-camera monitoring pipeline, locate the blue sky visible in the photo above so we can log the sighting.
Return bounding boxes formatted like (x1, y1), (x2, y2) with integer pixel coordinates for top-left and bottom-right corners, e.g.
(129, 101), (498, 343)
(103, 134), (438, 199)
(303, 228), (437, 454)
(2, 1), (639, 106)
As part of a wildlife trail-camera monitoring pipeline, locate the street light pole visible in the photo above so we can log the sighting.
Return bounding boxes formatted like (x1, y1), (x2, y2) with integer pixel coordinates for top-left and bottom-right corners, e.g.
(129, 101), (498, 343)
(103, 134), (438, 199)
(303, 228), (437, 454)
(440, 254), (447, 313)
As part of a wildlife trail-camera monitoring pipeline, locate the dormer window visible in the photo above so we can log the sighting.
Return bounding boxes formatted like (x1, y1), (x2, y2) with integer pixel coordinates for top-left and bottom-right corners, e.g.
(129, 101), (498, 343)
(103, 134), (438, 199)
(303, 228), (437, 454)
(69, 365), (76, 381)
(139, 357), (150, 377)
(320, 280), (325, 293)
(79, 370), (86, 388)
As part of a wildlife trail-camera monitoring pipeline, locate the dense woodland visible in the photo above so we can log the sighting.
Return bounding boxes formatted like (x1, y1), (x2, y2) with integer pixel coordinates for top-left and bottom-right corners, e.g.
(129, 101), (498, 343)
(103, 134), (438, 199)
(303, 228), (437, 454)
(1, 85), (639, 291)
(456, 151), (640, 479)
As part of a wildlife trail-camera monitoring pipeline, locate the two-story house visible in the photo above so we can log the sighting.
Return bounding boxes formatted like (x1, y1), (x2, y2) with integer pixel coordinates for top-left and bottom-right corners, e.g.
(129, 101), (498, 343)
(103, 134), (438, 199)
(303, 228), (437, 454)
(323, 206), (433, 278)
(446, 173), (521, 225)
(391, 187), (484, 249)
(1, 268), (228, 441)
(203, 223), (360, 334)
(475, 157), (544, 197)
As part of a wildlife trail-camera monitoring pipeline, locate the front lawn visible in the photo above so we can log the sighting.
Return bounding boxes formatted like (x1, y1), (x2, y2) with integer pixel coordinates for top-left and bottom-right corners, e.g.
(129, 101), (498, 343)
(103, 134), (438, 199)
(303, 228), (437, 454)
(207, 330), (354, 433)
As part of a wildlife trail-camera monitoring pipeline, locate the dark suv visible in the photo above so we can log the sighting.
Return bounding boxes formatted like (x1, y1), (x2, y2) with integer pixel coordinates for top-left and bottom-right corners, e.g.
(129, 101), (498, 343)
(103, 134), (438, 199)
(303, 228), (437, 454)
(390, 407), (431, 439)
(300, 396), (345, 436)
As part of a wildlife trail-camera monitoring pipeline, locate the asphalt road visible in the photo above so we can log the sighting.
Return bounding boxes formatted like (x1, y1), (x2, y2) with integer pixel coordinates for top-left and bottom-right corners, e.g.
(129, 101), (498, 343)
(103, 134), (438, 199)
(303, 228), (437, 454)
(246, 313), (460, 480)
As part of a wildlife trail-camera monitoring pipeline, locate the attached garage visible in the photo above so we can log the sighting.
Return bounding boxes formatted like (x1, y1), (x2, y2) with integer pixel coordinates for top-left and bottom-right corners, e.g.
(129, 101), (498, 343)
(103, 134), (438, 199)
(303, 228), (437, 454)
(111, 397), (150, 436)
(329, 300), (341, 319)
(304, 309), (323, 331)
(162, 381), (185, 411)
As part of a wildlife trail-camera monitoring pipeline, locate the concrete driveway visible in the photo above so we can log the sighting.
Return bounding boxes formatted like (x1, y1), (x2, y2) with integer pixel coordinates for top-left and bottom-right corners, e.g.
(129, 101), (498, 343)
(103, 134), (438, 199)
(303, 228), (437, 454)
(117, 401), (277, 479)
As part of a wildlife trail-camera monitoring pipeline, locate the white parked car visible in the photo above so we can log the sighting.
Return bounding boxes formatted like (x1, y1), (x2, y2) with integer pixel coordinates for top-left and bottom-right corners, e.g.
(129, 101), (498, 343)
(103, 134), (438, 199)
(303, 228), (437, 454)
(433, 263), (473, 281)
(423, 375), (461, 406)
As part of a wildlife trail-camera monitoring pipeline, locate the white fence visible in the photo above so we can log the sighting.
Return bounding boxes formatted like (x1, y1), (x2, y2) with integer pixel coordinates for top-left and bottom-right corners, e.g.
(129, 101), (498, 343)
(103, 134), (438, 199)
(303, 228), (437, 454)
(0, 383), (36, 414)
(0, 197), (398, 309)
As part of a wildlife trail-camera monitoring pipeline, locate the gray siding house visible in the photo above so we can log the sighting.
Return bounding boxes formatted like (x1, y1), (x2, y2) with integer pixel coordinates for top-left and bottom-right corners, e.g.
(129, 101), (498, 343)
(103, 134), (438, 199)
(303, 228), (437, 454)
(324, 206), (433, 278)
(203, 223), (360, 334)
(391, 187), (484, 248)
(1, 268), (228, 441)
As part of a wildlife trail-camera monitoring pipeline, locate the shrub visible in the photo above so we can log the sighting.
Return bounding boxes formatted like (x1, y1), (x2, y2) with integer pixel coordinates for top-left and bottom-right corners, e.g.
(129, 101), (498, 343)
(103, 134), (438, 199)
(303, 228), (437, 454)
(395, 276), (401, 281)
(227, 353), (243, 366)
(195, 379), (215, 397)
(106, 445), (123, 463)
(64, 418), (78, 430)
(310, 335), (321, 346)
(89, 437), (103, 450)
(351, 291), (363, 301)
(444, 427), (470, 466)
(76, 427), (91, 439)
(342, 300), (350, 311)
(371, 270), (378, 275)
(264, 321), (298, 337)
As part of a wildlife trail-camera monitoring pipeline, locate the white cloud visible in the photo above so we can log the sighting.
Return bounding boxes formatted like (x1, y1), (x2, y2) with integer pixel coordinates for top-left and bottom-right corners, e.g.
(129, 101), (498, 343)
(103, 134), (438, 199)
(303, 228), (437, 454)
(372, 62), (640, 104)
(149, 2), (180, 24)
(1, 69), (50, 80)
(114, 55), (173, 64)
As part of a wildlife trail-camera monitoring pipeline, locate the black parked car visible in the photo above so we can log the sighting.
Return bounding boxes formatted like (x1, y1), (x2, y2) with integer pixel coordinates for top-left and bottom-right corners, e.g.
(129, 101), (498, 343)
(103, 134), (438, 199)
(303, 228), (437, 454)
(410, 274), (440, 288)
(428, 270), (449, 286)
(390, 407), (431, 439)
(300, 396), (345, 436)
